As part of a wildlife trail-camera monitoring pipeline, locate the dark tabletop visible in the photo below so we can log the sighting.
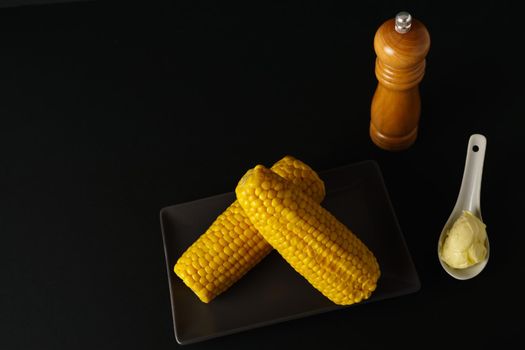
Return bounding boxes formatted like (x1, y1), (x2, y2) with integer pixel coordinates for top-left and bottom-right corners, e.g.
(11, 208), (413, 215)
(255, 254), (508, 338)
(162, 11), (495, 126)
(1, 1), (524, 349)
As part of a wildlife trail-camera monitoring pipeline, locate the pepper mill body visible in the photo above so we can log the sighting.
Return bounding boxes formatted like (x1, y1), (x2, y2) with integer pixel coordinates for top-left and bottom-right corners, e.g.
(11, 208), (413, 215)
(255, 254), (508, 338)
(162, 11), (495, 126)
(370, 13), (430, 151)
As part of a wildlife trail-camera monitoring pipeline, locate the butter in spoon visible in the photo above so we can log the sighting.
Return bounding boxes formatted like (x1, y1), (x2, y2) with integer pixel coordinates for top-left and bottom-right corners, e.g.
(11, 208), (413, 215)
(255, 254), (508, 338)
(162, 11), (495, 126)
(437, 134), (489, 280)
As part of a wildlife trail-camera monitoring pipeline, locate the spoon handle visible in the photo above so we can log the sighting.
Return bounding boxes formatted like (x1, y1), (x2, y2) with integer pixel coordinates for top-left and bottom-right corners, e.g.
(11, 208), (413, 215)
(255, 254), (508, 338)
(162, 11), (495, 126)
(454, 134), (487, 217)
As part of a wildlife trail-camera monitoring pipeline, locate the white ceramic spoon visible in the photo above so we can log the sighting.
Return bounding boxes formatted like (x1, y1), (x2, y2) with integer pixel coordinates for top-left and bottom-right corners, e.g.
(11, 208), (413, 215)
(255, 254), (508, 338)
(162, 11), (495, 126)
(437, 134), (489, 280)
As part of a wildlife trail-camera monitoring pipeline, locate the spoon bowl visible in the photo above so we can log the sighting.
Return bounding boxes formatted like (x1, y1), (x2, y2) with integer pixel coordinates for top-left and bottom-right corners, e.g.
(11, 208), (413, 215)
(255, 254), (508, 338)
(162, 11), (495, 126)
(437, 134), (489, 280)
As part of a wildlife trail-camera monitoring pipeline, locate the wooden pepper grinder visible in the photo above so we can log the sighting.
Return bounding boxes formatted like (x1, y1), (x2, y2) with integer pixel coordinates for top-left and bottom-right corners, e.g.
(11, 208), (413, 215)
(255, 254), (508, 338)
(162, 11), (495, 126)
(370, 12), (430, 151)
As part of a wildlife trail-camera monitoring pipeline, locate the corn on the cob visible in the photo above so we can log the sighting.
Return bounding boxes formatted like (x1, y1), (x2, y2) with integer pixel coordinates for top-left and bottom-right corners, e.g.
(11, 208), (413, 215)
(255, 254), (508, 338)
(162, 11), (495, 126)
(174, 156), (325, 303)
(236, 165), (380, 305)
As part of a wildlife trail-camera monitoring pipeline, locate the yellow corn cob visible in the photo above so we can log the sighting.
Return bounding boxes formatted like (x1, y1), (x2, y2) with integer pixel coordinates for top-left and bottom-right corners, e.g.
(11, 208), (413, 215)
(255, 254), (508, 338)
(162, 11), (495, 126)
(236, 165), (380, 305)
(174, 156), (325, 303)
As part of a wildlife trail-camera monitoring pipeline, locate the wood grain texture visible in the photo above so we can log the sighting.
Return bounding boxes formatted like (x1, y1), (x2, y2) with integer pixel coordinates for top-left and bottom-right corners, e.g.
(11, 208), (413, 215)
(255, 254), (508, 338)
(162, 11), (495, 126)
(370, 18), (430, 151)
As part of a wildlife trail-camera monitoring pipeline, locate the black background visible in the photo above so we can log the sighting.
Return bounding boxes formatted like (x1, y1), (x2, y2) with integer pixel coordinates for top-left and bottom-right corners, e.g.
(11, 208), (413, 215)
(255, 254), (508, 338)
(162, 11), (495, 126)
(1, 1), (524, 349)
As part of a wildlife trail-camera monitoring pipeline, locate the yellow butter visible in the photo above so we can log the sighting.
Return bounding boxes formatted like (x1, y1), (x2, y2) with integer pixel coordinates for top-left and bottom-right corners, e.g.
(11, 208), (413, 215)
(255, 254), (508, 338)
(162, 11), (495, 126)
(440, 211), (487, 269)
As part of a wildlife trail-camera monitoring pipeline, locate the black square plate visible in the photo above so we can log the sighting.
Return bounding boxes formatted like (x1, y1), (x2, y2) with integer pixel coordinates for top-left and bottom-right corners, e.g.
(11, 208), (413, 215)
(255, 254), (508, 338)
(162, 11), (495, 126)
(160, 160), (420, 345)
